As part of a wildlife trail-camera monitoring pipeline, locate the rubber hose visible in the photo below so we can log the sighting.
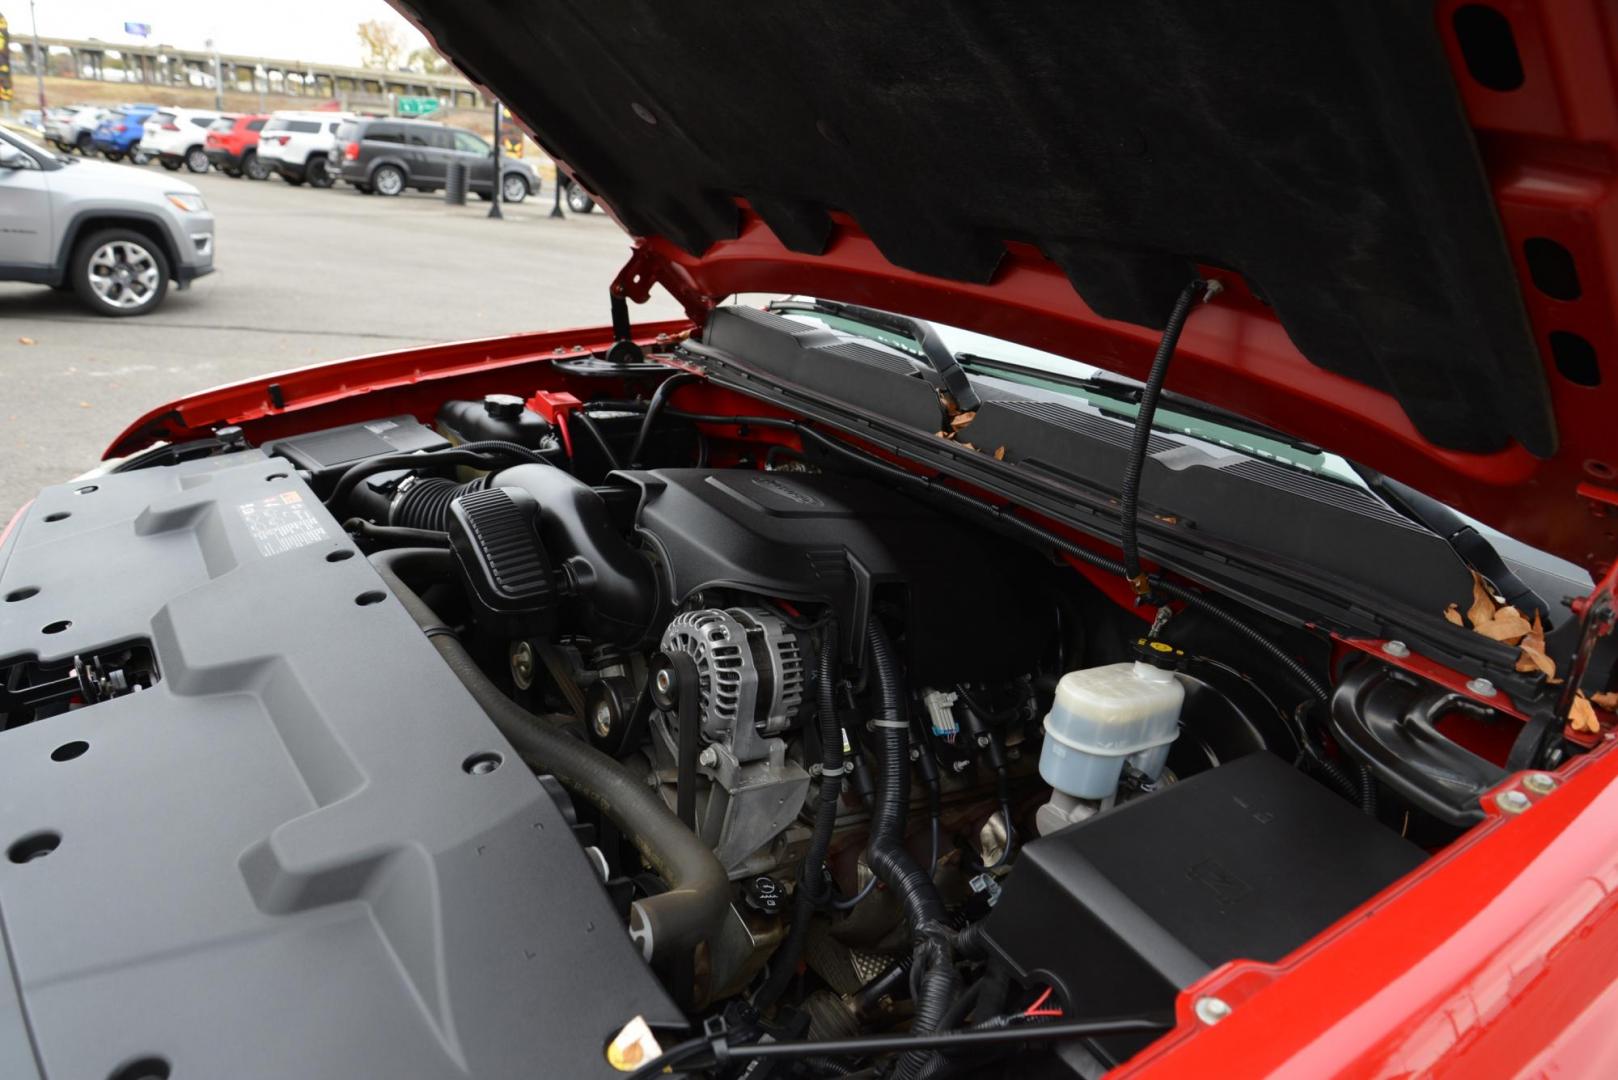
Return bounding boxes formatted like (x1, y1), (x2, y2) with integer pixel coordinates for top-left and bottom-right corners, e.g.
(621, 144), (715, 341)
(343, 518), (451, 549)
(325, 440), (547, 512)
(628, 372), (701, 468)
(1121, 280), (1205, 586)
(1357, 762), (1379, 817)
(755, 632), (842, 1010)
(865, 620), (959, 1080)
(370, 548), (730, 968)
(1307, 749), (1359, 802)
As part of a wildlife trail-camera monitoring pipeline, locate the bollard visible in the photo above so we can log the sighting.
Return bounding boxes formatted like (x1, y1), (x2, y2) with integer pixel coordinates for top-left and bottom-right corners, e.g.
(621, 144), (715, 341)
(445, 161), (468, 206)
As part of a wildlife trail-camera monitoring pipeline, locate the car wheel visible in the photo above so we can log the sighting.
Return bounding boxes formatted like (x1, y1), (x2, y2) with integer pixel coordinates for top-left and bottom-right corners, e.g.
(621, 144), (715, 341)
(372, 164), (405, 197)
(103, 150), (124, 163)
(75, 133), (93, 155)
(71, 229), (169, 317)
(243, 152), (270, 181)
(565, 182), (596, 214)
(160, 157), (182, 171)
(130, 148), (151, 166)
(306, 156), (334, 189)
(501, 172), (529, 203)
(185, 147), (209, 173)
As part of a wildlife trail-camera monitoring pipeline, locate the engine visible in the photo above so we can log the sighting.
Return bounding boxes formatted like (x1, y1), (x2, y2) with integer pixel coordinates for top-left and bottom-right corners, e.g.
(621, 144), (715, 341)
(236, 397), (1429, 1077)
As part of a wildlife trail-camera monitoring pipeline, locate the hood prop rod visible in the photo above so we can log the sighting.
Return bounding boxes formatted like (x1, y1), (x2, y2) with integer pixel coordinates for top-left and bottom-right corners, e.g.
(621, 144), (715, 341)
(1121, 279), (1221, 600)
(605, 291), (646, 365)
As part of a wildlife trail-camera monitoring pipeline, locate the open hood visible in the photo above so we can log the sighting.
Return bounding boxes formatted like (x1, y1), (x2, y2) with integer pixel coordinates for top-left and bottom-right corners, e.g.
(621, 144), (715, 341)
(395, 0), (1618, 571)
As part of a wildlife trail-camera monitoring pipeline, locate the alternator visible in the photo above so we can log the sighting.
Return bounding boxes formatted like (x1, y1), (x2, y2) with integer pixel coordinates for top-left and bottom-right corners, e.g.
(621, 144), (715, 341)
(660, 606), (804, 763)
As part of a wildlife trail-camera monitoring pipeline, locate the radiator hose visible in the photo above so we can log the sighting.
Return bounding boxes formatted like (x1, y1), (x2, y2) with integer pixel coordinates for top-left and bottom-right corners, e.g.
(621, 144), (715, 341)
(370, 548), (730, 972)
(865, 619), (960, 1080)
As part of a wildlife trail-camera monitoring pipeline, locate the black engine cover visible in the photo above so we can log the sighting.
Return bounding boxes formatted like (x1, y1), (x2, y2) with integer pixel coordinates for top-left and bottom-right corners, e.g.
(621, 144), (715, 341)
(621, 468), (1053, 683)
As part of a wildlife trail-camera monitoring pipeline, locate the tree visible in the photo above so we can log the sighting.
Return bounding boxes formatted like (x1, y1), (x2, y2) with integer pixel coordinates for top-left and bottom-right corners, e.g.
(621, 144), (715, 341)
(407, 47), (450, 75)
(356, 19), (406, 70)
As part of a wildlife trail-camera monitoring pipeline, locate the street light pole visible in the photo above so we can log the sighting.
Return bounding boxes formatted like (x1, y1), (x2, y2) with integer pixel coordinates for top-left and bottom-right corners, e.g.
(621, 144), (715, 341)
(207, 39), (223, 111)
(29, 0), (46, 111)
(487, 99), (503, 220)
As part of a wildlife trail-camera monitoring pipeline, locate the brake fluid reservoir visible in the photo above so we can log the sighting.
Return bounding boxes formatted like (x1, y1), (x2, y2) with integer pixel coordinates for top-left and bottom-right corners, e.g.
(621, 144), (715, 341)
(1039, 639), (1185, 800)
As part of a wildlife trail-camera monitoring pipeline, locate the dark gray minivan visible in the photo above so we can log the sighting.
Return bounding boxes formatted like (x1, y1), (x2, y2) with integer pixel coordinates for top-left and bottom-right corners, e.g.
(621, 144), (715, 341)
(332, 118), (538, 201)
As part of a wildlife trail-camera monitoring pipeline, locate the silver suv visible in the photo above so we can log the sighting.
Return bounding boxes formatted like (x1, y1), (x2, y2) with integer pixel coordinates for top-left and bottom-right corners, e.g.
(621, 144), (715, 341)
(0, 127), (215, 316)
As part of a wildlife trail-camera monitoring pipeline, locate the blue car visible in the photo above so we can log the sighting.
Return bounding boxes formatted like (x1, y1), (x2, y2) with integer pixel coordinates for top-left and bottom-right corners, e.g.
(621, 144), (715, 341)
(91, 104), (161, 163)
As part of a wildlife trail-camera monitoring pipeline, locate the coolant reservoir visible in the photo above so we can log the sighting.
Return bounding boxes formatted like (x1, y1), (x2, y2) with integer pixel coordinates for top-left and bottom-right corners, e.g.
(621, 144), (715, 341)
(1039, 640), (1185, 800)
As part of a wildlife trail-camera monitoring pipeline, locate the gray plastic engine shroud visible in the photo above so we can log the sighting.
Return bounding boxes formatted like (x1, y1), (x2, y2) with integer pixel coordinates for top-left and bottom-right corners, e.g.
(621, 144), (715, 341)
(0, 451), (681, 1079)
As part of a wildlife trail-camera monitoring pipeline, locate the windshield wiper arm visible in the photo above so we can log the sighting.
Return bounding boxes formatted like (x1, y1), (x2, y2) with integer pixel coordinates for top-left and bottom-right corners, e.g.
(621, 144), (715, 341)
(1351, 464), (1551, 622)
(958, 354), (1323, 456)
(797, 298), (982, 411)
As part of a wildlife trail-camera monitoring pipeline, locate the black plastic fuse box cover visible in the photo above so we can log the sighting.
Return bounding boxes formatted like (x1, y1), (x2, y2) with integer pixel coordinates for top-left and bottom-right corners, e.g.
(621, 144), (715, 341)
(980, 751), (1425, 1069)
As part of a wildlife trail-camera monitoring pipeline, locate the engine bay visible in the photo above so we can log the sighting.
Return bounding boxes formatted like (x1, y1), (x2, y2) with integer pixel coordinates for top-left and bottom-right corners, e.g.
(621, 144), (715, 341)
(0, 311), (1586, 1079)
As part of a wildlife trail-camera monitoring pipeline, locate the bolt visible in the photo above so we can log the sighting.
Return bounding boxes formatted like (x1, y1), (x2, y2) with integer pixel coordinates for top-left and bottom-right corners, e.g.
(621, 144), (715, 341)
(510, 642), (535, 688)
(654, 668), (673, 696)
(1522, 772), (1556, 795)
(592, 702), (613, 738)
(698, 746), (719, 768)
(1497, 789), (1531, 814)
(469, 758), (498, 776)
(1382, 640), (1410, 659)
(1194, 996), (1232, 1025)
(808, 763), (823, 778)
(1466, 677), (1498, 698)
(975, 733), (992, 749)
(951, 759), (971, 774)
(908, 747), (921, 762)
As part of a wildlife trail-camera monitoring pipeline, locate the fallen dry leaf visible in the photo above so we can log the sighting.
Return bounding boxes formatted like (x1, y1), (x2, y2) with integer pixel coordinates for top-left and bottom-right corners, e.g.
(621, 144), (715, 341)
(1516, 611), (1556, 678)
(993, 446), (1006, 461)
(959, 442), (977, 451)
(1467, 570), (1498, 628)
(1570, 691), (1601, 734)
(1474, 610), (1532, 643)
(17, 337), (36, 346)
(950, 411), (977, 431)
(1592, 691), (1618, 711)
(934, 430), (953, 440)
(1444, 604), (1464, 626)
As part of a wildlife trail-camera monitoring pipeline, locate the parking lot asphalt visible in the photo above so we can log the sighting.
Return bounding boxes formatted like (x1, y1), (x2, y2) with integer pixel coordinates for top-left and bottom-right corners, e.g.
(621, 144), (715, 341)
(0, 167), (685, 521)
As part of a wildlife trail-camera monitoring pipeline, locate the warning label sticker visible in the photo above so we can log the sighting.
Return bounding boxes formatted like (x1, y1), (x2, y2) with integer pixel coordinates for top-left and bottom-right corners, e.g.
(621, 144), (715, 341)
(238, 490), (328, 557)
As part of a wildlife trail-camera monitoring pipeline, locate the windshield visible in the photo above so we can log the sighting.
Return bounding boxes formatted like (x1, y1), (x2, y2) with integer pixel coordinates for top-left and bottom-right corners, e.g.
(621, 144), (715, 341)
(767, 299), (1591, 588)
(770, 300), (1355, 479)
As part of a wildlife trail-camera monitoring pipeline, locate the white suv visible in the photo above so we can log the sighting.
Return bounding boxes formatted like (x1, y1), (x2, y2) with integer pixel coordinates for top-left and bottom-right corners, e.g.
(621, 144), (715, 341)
(44, 106), (107, 156)
(257, 111), (353, 188)
(141, 108), (225, 174)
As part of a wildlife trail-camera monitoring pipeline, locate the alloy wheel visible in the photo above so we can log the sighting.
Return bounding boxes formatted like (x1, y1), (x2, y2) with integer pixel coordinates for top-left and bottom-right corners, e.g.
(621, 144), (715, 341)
(85, 240), (161, 311)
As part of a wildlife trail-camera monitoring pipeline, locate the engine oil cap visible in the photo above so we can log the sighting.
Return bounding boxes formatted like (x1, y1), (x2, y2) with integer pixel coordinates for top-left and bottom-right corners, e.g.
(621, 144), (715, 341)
(1133, 637), (1185, 670)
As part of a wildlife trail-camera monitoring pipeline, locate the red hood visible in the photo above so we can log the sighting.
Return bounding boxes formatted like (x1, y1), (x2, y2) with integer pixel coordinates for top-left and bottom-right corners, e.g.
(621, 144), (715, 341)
(393, 2), (1614, 570)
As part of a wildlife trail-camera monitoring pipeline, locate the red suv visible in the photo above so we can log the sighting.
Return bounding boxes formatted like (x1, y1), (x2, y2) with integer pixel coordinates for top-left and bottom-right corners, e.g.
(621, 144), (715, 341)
(203, 114), (269, 179)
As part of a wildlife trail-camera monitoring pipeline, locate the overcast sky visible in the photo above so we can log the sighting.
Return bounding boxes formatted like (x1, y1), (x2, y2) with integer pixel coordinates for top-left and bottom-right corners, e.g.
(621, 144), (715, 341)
(23, 0), (434, 67)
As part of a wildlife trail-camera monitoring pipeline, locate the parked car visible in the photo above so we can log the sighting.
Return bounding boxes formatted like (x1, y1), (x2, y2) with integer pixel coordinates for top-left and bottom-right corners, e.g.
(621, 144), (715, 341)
(204, 114), (270, 179)
(44, 105), (106, 155)
(256, 110), (354, 188)
(0, 125), (213, 315)
(90, 104), (161, 164)
(558, 174), (595, 213)
(141, 108), (224, 174)
(11, 6), (1618, 1080)
(333, 117), (538, 200)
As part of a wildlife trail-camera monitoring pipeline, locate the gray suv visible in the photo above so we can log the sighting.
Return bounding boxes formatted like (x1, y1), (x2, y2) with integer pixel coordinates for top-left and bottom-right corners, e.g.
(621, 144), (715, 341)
(333, 118), (538, 202)
(0, 127), (215, 316)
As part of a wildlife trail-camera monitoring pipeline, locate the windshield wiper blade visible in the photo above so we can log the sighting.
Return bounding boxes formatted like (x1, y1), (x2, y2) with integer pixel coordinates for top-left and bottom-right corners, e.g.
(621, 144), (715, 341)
(785, 298), (982, 411)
